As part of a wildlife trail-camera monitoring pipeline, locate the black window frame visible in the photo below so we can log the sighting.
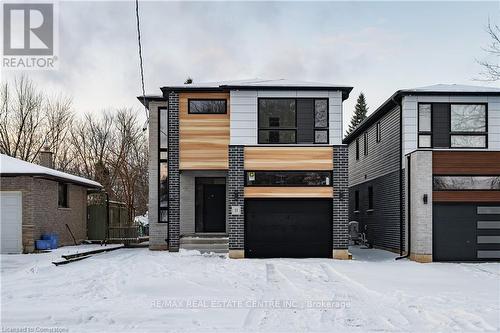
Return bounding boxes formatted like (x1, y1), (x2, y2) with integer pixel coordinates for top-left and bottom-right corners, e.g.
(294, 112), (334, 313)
(433, 175), (500, 191)
(367, 186), (374, 211)
(58, 182), (68, 208)
(355, 138), (360, 160)
(418, 103), (433, 148)
(257, 97), (329, 145)
(244, 170), (333, 187)
(188, 99), (227, 114)
(158, 106), (169, 224)
(363, 132), (368, 156)
(376, 121), (381, 143)
(417, 102), (488, 149)
(449, 103), (488, 149)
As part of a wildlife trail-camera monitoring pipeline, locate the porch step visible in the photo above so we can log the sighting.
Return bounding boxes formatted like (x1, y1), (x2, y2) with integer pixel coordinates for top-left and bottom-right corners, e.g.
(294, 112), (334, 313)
(180, 234), (229, 254)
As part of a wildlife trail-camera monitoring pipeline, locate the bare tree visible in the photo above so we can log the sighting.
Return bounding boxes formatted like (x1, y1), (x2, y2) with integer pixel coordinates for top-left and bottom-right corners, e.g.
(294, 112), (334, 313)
(478, 21), (500, 81)
(0, 76), (74, 164)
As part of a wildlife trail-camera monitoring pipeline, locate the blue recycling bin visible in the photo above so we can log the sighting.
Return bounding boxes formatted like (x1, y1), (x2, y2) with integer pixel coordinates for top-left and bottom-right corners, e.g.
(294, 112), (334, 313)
(35, 239), (52, 250)
(41, 233), (59, 249)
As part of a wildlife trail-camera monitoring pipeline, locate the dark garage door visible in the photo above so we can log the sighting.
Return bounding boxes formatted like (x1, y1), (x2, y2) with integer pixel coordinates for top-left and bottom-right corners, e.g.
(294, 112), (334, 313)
(433, 203), (500, 261)
(245, 199), (332, 258)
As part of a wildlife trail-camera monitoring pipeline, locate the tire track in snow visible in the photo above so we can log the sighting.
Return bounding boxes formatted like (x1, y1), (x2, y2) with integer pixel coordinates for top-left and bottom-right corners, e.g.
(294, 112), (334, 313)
(321, 263), (409, 331)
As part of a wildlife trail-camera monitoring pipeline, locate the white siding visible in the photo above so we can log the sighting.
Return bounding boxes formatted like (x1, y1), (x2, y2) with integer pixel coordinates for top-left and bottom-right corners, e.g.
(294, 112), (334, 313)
(402, 95), (500, 161)
(230, 90), (344, 145)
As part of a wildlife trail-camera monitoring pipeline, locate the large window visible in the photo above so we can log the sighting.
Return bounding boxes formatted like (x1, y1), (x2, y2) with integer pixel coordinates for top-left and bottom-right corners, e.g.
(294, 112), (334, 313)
(258, 98), (329, 144)
(418, 103), (487, 149)
(258, 99), (296, 144)
(433, 176), (500, 191)
(58, 183), (68, 208)
(450, 104), (487, 148)
(418, 104), (432, 148)
(158, 107), (168, 223)
(246, 171), (332, 186)
(188, 99), (227, 114)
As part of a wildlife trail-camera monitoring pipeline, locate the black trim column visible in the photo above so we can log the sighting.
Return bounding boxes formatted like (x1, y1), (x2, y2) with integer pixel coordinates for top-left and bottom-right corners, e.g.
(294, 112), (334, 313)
(168, 92), (180, 251)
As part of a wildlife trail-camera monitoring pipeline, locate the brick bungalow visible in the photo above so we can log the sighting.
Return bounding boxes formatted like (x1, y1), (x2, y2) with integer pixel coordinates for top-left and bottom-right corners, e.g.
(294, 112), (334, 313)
(0, 151), (102, 253)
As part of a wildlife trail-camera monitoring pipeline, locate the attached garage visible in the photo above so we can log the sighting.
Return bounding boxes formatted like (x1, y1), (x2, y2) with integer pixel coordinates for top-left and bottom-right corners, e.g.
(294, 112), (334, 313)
(245, 199), (332, 258)
(433, 203), (500, 261)
(0, 191), (22, 254)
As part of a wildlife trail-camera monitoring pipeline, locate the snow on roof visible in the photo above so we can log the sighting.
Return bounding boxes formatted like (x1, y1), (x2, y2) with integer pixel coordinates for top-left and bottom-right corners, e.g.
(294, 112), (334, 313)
(161, 78), (352, 90)
(0, 154), (102, 188)
(404, 84), (500, 93)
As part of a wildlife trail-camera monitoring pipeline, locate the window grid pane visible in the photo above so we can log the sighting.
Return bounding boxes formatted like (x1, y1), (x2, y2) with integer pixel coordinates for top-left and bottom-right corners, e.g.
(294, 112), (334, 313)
(418, 104), (431, 132)
(450, 104), (486, 132)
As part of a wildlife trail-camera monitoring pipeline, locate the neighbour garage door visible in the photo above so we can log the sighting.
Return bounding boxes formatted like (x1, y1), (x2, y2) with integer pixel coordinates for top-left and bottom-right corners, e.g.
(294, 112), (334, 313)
(245, 199), (332, 258)
(433, 203), (500, 261)
(1, 192), (23, 254)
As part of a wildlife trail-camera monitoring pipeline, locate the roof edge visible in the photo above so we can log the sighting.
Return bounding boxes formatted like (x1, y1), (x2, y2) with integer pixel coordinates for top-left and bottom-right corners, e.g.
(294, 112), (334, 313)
(342, 89), (500, 144)
(0, 173), (103, 189)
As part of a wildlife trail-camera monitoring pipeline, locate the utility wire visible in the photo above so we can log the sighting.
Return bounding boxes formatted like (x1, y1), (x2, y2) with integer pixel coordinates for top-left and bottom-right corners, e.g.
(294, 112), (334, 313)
(135, 0), (148, 130)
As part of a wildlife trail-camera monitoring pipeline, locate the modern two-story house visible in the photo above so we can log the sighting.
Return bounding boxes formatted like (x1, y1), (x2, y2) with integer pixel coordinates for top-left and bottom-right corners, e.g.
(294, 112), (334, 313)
(343, 84), (500, 262)
(141, 79), (353, 259)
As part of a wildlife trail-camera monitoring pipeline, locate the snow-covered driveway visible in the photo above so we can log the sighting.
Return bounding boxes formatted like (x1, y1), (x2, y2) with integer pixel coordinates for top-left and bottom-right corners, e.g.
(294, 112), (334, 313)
(1, 246), (499, 332)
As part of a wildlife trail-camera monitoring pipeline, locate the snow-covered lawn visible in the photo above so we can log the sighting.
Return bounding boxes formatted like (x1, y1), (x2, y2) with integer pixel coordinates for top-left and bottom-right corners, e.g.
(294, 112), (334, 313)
(1, 245), (499, 332)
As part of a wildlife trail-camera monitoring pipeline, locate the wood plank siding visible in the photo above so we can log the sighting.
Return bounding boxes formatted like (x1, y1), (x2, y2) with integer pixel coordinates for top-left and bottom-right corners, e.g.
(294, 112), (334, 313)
(433, 191), (500, 202)
(179, 92), (230, 170)
(244, 187), (333, 198)
(433, 151), (500, 175)
(433, 151), (500, 203)
(244, 147), (333, 171)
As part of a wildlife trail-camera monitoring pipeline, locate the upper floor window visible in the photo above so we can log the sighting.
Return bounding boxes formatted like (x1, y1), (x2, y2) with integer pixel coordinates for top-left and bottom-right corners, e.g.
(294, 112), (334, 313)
(258, 99), (296, 144)
(159, 107), (168, 149)
(258, 98), (329, 144)
(188, 99), (227, 114)
(418, 103), (487, 149)
(376, 122), (381, 143)
(363, 132), (368, 156)
(355, 138), (360, 160)
(58, 183), (68, 208)
(418, 104), (432, 148)
(450, 104), (487, 148)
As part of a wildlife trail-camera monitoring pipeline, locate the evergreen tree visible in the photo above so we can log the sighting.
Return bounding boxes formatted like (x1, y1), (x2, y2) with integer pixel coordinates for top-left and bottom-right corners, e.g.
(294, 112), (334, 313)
(347, 92), (369, 135)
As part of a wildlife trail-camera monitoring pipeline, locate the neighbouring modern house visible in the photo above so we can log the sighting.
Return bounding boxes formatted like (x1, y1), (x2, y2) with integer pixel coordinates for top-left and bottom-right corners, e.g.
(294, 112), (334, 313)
(0, 152), (102, 254)
(140, 79), (353, 258)
(343, 84), (500, 262)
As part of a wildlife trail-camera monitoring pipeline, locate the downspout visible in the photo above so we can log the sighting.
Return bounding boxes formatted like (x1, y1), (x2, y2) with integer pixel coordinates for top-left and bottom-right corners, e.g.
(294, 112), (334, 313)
(396, 96), (410, 260)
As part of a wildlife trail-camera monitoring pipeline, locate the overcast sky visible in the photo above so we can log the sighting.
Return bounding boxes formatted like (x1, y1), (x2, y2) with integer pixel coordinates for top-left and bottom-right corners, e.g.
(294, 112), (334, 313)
(3, 1), (500, 133)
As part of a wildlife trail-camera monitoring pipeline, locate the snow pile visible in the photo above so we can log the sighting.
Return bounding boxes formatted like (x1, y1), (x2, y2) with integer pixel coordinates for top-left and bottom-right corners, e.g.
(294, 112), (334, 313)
(134, 212), (148, 226)
(0, 154), (101, 188)
(1, 246), (499, 332)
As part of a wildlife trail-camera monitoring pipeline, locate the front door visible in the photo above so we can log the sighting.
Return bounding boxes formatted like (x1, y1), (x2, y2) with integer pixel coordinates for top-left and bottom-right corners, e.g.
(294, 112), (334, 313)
(195, 178), (226, 233)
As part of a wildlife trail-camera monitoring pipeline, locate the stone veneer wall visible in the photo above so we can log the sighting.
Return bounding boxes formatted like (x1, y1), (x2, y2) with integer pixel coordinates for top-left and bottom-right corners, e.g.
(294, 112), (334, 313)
(333, 145), (349, 251)
(168, 92), (180, 251)
(228, 145), (244, 252)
